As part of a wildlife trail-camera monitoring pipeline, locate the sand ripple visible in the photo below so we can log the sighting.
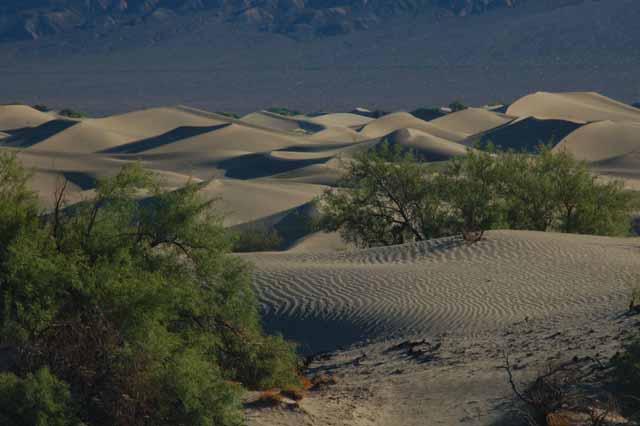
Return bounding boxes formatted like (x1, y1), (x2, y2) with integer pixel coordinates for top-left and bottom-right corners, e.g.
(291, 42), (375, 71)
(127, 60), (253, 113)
(243, 231), (640, 352)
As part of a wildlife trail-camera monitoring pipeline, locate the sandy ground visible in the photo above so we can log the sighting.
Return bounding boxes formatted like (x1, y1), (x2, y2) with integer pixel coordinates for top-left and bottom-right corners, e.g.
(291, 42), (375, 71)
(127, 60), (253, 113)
(244, 231), (640, 426)
(1, 92), (640, 425)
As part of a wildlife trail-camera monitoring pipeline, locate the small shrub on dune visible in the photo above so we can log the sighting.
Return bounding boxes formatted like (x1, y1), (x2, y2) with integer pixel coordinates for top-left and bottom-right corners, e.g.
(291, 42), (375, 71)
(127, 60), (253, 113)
(448, 100), (468, 112)
(32, 104), (50, 112)
(232, 225), (283, 252)
(266, 107), (302, 116)
(319, 143), (632, 247)
(58, 108), (86, 118)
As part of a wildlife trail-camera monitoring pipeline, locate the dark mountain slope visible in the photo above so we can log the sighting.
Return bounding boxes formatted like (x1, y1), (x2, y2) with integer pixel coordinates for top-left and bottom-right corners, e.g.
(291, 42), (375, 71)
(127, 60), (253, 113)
(1, 0), (532, 41)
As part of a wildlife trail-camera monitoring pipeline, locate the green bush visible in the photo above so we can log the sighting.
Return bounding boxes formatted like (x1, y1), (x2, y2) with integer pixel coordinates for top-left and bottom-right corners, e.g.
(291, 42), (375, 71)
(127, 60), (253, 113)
(0, 155), (299, 425)
(216, 111), (240, 119)
(58, 108), (86, 118)
(0, 368), (79, 426)
(448, 100), (468, 112)
(232, 225), (283, 252)
(265, 107), (302, 116)
(319, 144), (632, 247)
(319, 143), (450, 247)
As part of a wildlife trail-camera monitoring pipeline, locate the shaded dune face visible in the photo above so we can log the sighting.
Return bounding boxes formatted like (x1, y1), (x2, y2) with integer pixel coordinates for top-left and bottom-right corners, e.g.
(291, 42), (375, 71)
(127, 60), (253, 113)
(244, 231), (639, 353)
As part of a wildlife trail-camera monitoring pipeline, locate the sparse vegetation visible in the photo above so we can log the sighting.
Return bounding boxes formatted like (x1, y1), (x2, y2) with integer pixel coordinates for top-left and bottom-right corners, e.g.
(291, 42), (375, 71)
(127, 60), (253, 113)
(0, 154), (299, 425)
(232, 225), (283, 252)
(319, 143), (632, 247)
(216, 111), (241, 119)
(58, 108), (86, 118)
(448, 100), (468, 112)
(266, 107), (302, 116)
(32, 104), (51, 112)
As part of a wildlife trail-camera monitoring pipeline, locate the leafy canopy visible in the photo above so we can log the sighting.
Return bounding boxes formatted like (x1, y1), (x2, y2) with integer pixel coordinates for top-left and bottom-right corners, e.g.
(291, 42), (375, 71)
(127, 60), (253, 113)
(0, 154), (299, 426)
(319, 143), (632, 247)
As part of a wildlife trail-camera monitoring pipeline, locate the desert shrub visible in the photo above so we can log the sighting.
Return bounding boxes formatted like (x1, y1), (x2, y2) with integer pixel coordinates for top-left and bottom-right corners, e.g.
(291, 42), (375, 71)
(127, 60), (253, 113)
(632, 101), (640, 109)
(500, 147), (631, 235)
(0, 156), (299, 425)
(32, 104), (50, 112)
(216, 111), (240, 119)
(437, 148), (505, 241)
(58, 108), (86, 118)
(266, 107), (302, 116)
(448, 100), (468, 112)
(233, 225), (283, 252)
(319, 144), (632, 247)
(0, 368), (79, 426)
(319, 143), (451, 247)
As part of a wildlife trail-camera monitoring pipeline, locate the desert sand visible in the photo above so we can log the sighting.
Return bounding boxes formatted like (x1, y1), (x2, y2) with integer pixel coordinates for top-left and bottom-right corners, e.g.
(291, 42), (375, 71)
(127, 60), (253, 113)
(1, 92), (639, 425)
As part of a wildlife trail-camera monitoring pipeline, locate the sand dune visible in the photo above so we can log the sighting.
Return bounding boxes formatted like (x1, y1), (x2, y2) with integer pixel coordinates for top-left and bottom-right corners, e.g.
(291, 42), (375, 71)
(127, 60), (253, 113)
(91, 107), (227, 139)
(553, 120), (640, 163)
(387, 128), (468, 160)
(244, 230), (638, 352)
(360, 112), (467, 142)
(287, 231), (351, 253)
(240, 111), (324, 134)
(27, 121), (136, 153)
(507, 92), (640, 123)
(427, 108), (513, 137)
(197, 178), (326, 226)
(0, 105), (54, 131)
(464, 115), (583, 151)
(308, 126), (367, 143)
(307, 113), (373, 128)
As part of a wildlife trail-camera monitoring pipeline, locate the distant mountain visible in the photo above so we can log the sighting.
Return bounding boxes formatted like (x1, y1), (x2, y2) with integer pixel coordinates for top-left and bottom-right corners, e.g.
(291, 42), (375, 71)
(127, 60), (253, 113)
(0, 0), (524, 40)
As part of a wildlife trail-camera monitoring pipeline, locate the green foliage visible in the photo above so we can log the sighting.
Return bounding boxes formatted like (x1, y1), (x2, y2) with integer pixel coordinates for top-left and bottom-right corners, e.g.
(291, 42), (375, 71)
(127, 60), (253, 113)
(58, 109), (86, 119)
(216, 111), (240, 119)
(319, 144), (632, 247)
(265, 107), (302, 116)
(0, 368), (80, 426)
(32, 105), (50, 113)
(233, 225), (283, 252)
(438, 148), (505, 240)
(448, 100), (468, 112)
(319, 143), (450, 247)
(0, 157), (299, 425)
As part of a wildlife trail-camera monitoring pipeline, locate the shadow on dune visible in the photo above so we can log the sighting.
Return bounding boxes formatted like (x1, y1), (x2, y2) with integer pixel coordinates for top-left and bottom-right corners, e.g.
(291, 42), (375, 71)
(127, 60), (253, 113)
(272, 142), (357, 153)
(261, 314), (369, 355)
(1, 119), (76, 148)
(101, 123), (230, 154)
(62, 171), (98, 190)
(465, 117), (583, 152)
(218, 153), (333, 179)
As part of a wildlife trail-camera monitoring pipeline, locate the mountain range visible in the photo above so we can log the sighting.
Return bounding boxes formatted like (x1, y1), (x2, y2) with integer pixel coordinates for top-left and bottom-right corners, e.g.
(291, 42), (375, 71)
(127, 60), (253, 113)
(1, 0), (531, 41)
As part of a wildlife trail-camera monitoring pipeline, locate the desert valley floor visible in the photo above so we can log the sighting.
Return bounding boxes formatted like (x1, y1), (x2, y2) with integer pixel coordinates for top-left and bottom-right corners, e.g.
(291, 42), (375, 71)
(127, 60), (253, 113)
(1, 91), (640, 425)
